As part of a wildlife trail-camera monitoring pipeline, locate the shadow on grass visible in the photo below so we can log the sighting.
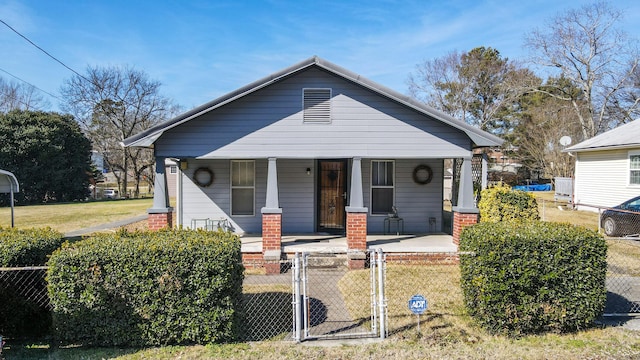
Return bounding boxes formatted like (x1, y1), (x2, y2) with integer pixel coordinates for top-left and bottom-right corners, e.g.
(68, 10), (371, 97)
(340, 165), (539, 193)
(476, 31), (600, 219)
(240, 292), (327, 341)
(0, 341), (140, 360)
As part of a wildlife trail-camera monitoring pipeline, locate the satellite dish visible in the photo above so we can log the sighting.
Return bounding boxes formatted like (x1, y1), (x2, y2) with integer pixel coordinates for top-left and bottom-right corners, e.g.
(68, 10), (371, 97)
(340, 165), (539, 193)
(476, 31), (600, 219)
(559, 136), (572, 146)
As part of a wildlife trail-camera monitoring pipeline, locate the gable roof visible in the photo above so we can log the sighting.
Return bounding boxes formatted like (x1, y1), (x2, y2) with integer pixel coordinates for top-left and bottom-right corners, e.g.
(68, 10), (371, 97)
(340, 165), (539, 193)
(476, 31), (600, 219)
(123, 56), (503, 148)
(564, 119), (640, 153)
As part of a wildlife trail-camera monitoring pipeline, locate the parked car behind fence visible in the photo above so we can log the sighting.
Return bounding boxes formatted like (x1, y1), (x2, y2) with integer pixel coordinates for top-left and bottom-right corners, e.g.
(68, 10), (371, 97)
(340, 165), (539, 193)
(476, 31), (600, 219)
(600, 195), (640, 237)
(103, 188), (119, 199)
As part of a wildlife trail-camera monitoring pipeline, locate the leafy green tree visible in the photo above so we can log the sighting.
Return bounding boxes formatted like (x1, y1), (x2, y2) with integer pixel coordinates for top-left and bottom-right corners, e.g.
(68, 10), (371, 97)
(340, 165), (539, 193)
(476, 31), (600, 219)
(0, 110), (92, 204)
(408, 46), (537, 135)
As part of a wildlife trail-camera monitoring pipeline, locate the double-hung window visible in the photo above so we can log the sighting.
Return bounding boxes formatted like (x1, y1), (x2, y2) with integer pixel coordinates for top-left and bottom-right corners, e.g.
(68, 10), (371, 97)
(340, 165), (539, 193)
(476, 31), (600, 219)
(231, 160), (255, 215)
(371, 160), (394, 215)
(630, 151), (640, 186)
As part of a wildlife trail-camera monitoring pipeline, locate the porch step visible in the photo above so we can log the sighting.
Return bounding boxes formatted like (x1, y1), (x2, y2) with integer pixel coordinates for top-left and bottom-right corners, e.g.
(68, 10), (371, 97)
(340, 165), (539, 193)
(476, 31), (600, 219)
(285, 253), (348, 269)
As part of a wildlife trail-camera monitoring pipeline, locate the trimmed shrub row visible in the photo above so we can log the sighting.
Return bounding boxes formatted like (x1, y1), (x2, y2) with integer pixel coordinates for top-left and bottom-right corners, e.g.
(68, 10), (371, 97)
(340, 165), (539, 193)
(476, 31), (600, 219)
(0, 227), (65, 266)
(0, 227), (64, 338)
(478, 184), (539, 223)
(459, 221), (607, 336)
(47, 229), (244, 346)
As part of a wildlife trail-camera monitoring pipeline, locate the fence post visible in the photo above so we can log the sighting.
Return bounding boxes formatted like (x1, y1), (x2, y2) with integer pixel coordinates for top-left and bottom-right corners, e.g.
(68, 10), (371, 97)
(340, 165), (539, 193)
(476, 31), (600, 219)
(302, 252), (310, 339)
(293, 253), (302, 342)
(370, 250), (378, 335)
(377, 248), (386, 339)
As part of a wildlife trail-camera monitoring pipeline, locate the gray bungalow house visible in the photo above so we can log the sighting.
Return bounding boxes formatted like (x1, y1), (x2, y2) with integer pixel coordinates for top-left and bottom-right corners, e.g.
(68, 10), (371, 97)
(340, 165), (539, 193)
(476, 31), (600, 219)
(124, 56), (502, 271)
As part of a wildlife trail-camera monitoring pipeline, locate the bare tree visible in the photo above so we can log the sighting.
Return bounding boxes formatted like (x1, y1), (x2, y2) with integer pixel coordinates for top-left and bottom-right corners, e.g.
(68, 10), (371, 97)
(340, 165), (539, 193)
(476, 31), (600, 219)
(525, 1), (640, 140)
(514, 77), (586, 179)
(0, 77), (49, 112)
(61, 66), (180, 197)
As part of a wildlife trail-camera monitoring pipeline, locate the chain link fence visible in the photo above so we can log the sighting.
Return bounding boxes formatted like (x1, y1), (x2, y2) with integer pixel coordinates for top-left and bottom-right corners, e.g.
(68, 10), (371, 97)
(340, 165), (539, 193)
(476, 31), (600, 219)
(539, 200), (640, 315)
(241, 259), (293, 341)
(1, 244), (638, 341)
(0, 266), (51, 339)
(380, 253), (465, 337)
(0, 266), (50, 309)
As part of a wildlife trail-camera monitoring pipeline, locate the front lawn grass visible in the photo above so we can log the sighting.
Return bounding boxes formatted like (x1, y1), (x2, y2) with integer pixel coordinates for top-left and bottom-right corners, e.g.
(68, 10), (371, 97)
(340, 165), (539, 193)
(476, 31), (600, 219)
(2, 191), (639, 359)
(533, 191), (600, 230)
(0, 198), (152, 233)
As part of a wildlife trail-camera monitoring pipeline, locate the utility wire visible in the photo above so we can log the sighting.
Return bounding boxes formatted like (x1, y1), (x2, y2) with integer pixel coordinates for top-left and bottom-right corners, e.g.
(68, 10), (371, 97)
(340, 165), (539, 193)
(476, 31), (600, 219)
(0, 66), (61, 100)
(0, 18), (93, 85)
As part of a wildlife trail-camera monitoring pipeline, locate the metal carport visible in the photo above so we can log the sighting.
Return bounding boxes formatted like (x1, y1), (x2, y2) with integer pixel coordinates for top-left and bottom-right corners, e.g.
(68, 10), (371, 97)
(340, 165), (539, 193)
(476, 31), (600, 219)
(0, 169), (20, 227)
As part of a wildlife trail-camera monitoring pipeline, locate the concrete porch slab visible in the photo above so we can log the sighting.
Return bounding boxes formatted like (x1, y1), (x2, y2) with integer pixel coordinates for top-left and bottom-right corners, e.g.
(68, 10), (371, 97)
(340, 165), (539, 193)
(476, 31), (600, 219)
(240, 233), (457, 254)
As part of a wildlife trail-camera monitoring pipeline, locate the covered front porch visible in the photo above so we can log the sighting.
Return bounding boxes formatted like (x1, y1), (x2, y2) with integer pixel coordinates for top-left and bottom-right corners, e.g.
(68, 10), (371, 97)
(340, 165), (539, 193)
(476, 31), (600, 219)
(147, 155), (481, 273)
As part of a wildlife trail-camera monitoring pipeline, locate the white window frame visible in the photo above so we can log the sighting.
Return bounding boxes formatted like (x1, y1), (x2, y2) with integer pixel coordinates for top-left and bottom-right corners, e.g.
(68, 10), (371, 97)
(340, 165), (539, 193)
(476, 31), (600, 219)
(231, 160), (255, 216)
(169, 165), (178, 175)
(370, 160), (395, 216)
(629, 150), (640, 186)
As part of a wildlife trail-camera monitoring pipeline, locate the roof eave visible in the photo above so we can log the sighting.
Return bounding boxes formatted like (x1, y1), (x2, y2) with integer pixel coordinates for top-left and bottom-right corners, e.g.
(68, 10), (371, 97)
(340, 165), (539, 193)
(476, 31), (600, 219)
(564, 143), (640, 153)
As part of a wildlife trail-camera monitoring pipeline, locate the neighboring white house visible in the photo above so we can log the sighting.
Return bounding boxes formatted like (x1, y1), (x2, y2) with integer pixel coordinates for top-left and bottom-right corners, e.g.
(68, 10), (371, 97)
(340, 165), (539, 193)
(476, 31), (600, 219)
(564, 119), (640, 211)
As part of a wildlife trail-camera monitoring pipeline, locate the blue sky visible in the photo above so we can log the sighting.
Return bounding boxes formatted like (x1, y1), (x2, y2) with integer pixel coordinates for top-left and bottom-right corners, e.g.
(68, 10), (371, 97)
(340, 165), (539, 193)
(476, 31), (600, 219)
(1, 0), (639, 113)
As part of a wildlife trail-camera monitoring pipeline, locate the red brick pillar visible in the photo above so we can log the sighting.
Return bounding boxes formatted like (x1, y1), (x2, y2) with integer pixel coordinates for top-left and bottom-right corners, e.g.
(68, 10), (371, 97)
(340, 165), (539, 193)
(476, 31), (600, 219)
(452, 211), (478, 246)
(346, 211), (367, 269)
(262, 213), (282, 274)
(148, 211), (173, 230)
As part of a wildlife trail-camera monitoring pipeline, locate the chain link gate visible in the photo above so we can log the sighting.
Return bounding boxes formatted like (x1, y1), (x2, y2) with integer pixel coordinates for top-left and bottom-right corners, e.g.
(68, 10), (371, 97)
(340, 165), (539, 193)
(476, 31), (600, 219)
(291, 249), (386, 342)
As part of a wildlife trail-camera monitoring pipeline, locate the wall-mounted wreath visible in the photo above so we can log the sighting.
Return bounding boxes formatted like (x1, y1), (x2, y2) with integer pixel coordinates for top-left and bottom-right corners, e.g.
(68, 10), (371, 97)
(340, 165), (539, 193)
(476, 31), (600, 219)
(412, 164), (433, 185)
(193, 167), (214, 187)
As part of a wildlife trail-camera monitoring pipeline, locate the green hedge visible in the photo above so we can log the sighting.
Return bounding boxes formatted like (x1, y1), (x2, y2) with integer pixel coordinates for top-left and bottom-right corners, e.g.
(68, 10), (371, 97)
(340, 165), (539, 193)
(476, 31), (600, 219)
(47, 229), (244, 346)
(478, 185), (539, 223)
(0, 227), (64, 338)
(0, 227), (65, 266)
(459, 221), (607, 336)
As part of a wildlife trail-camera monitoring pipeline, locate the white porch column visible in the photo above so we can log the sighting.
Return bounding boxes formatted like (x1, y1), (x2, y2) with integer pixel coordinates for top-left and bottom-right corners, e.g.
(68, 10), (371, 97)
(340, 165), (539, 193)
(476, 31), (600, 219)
(151, 156), (170, 210)
(346, 157), (365, 211)
(452, 157), (479, 245)
(346, 157), (367, 269)
(481, 153), (488, 190)
(262, 157), (281, 212)
(455, 157), (476, 211)
(261, 157), (282, 274)
(148, 156), (173, 230)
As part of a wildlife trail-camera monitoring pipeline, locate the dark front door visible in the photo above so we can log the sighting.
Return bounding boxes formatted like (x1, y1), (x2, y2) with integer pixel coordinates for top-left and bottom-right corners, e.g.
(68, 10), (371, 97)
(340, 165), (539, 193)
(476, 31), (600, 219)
(317, 159), (348, 233)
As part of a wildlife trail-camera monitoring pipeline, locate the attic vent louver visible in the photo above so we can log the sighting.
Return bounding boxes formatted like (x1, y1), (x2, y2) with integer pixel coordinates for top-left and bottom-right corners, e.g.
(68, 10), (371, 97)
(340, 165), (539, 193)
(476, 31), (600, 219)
(303, 88), (331, 123)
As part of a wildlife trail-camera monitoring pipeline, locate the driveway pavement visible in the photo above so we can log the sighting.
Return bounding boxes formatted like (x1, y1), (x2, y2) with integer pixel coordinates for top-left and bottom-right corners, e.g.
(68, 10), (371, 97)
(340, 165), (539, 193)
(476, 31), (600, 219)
(64, 214), (147, 238)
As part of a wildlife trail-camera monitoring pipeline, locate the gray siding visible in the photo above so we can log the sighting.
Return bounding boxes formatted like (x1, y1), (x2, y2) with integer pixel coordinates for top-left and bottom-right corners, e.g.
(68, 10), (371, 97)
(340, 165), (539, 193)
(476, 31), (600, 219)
(363, 159), (443, 234)
(181, 159), (266, 234)
(155, 68), (471, 159)
(181, 158), (316, 234)
(574, 148), (640, 210)
(180, 158), (444, 235)
(278, 159), (316, 233)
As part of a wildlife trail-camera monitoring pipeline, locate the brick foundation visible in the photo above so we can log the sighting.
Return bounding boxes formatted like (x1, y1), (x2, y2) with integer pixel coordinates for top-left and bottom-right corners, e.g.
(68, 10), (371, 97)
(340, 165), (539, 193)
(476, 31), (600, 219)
(262, 213), (282, 274)
(452, 211), (478, 245)
(262, 213), (282, 252)
(346, 212), (367, 269)
(148, 211), (173, 230)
